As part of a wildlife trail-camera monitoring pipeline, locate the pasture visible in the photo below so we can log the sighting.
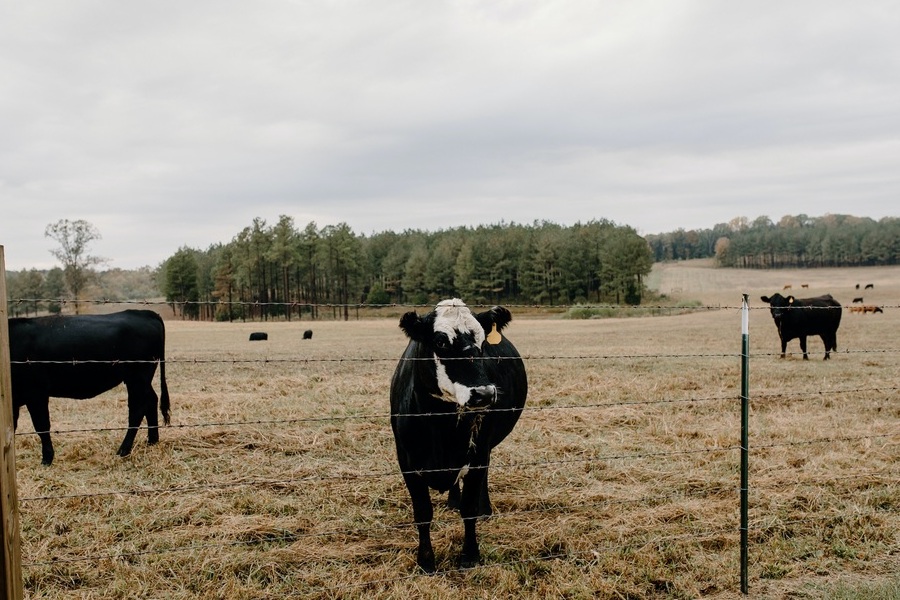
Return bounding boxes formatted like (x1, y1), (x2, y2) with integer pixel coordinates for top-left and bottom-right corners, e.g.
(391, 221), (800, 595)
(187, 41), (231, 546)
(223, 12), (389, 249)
(12, 262), (900, 599)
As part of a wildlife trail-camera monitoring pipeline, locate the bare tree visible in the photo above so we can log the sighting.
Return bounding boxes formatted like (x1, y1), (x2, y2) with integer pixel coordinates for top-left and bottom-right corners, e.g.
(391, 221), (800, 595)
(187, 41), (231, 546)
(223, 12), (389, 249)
(44, 219), (106, 313)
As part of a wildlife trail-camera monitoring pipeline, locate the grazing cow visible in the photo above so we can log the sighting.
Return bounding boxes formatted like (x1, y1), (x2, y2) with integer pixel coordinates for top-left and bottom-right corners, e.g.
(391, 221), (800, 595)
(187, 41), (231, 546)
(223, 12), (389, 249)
(849, 306), (863, 314)
(865, 283), (874, 289)
(783, 284), (792, 290)
(303, 329), (313, 340)
(248, 331), (268, 341)
(760, 294), (842, 360)
(852, 297), (864, 303)
(8, 310), (170, 465)
(390, 299), (528, 572)
(862, 305), (883, 314)
(801, 283), (809, 289)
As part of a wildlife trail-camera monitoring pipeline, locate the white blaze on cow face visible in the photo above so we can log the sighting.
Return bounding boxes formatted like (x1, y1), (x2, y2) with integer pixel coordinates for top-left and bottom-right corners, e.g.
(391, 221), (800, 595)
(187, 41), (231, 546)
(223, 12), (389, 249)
(432, 298), (486, 348)
(431, 299), (494, 407)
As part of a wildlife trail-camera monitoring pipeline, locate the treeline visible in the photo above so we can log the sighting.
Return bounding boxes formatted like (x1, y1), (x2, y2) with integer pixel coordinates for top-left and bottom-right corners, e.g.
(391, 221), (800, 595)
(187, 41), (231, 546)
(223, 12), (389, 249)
(161, 217), (654, 321)
(646, 214), (900, 268)
(4, 267), (159, 317)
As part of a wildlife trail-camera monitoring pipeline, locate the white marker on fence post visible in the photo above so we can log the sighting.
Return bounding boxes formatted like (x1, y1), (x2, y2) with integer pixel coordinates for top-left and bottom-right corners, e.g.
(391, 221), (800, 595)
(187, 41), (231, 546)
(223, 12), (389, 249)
(740, 293), (750, 595)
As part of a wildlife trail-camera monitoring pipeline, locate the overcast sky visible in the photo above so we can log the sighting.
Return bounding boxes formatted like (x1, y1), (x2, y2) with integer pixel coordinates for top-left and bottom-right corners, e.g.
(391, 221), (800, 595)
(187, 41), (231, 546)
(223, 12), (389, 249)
(2, 1), (898, 271)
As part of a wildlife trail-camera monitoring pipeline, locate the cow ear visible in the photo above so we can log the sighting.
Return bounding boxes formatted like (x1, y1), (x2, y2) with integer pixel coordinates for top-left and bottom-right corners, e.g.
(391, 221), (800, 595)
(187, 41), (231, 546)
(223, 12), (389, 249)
(476, 305), (512, 333)
(399, 311), (430, 342)
(760, 296), (770, 303)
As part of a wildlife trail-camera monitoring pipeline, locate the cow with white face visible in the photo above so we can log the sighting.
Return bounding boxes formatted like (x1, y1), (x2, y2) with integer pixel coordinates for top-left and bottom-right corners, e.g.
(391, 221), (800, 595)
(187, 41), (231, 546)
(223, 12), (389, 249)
(390, 299), (528, 573)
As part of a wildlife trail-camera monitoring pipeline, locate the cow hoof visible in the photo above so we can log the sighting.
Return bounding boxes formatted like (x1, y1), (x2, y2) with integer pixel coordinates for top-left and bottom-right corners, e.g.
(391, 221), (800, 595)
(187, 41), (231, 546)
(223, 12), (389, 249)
(116, 447), (133, 458)
(41, 456), (54, 466)
(416, 549), (436, 574)
(458, 553), (481, 569)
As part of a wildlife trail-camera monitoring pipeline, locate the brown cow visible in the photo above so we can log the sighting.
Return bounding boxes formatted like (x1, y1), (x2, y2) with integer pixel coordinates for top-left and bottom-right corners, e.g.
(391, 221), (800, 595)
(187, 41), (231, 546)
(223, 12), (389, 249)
(783, 284), (792, 290)
(862, 305), (883, 314)
(801, 283), (809, 289)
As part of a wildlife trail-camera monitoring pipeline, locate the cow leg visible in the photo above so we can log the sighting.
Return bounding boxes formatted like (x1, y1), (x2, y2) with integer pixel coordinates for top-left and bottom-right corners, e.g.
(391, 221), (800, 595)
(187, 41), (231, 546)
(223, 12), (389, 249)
(402, 473), (435, 573)
(799, 336), (809, 360)
(117, 386), (146, 457)
(478, 472), (492, 517)
(26, 399), (54, 466)
(459, 466), (488, 568)
(779, 337), (787, 359)
(449, 475), (489, 514)
(447, 481), (461, 511)
(144, 387), (161, 445)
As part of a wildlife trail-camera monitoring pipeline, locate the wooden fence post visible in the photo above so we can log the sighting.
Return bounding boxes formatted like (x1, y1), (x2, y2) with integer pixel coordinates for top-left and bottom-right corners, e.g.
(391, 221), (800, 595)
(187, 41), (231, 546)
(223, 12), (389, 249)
(0, 246), (25, 600)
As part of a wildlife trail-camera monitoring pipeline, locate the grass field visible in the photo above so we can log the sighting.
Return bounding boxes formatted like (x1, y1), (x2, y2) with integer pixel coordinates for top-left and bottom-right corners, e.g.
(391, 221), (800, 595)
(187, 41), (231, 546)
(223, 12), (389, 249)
(11, 261), (900, 599)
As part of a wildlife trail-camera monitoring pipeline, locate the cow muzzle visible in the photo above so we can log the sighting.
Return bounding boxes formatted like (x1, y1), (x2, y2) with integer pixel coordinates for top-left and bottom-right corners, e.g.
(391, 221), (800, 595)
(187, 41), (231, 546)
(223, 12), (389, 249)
(465, 385), (498, 409)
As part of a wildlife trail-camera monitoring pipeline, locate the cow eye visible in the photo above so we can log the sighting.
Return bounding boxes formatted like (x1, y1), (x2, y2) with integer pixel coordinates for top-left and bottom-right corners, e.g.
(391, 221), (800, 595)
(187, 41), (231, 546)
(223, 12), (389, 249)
(434, 337), (450, 350)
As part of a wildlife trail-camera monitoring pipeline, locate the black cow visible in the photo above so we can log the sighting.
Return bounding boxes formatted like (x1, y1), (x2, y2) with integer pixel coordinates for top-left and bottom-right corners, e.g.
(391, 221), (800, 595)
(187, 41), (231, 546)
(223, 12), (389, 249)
(852, 297), (864, 303)
(865, 283), (874, 289)
(303, 329), (313, 340)
(390, 299), (527, 572)
(759, 293), (842, 360)
(8, 310), (170, 465)
(249, 331), (268, 341)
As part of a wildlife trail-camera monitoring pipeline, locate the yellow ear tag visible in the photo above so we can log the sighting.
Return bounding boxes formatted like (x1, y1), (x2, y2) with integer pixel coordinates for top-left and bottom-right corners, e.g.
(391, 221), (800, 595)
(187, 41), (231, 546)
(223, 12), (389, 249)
(486, 323), (502, 345)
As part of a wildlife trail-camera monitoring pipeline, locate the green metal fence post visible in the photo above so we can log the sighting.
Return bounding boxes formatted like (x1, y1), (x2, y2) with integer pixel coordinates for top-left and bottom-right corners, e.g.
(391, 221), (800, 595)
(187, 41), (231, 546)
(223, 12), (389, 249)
(740, 293), (750, 594)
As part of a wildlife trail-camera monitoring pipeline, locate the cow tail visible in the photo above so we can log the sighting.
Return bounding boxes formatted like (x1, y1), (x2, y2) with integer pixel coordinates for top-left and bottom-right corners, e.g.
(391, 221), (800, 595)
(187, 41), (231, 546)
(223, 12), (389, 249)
(159, 359), (171, 426)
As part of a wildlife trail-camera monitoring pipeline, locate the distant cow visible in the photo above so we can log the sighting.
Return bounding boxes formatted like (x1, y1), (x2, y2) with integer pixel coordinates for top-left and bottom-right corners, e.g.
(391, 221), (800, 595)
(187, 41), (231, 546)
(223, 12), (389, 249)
(852, 297), (864, 303)
(855, 284), (860, 289)
(849, 306), (863, 314)
(801, 283), (809, 289)
(249, 332), (268, 341)
(783, 284), (792, 290)
(760, 294), (842, 360)
(303, 329), (313, 340)
(862, 305), (883, 314)
(865, 283), (874, 289)
(390, 299), (528, 572)
(8, 310), (170, 465)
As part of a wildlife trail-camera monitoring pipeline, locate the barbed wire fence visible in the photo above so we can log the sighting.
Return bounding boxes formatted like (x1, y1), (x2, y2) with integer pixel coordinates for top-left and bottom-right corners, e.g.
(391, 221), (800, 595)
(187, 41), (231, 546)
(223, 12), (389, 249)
(2, 297), (899, 598)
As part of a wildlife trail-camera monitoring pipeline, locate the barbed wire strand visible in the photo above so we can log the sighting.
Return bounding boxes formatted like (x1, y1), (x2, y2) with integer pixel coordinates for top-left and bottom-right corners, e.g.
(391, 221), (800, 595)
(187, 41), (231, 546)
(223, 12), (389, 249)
(13, 384), (897, 440)
(20, 433), (897, 504)
(9, 345), (900, 369)
(9, 297), (899, 311)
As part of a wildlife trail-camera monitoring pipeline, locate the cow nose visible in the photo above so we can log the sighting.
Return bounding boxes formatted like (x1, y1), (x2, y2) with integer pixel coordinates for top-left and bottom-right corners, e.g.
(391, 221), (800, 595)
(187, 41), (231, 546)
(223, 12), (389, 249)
(468, 385), (497, 408)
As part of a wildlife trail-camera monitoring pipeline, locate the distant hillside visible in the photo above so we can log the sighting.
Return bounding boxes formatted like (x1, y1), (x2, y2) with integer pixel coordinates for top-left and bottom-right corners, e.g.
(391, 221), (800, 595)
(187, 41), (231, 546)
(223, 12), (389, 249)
(647, 259), (900, 307)
(646, 214), (900, 268)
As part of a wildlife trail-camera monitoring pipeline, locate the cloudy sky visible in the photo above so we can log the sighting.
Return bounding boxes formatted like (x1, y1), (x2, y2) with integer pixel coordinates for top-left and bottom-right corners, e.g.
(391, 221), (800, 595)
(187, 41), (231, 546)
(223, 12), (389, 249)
(2, 1), (898, 271)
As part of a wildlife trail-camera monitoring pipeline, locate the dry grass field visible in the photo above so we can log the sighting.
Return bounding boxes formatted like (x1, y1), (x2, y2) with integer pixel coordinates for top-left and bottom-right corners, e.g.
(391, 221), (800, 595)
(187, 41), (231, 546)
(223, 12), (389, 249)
(11, 261), (899, 599)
